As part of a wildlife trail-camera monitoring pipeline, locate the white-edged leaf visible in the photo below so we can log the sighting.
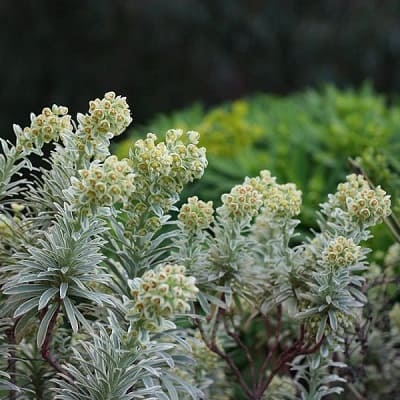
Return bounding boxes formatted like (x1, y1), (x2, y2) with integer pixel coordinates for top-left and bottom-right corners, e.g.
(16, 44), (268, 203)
(328, 309), (338, 331)
(38, 288), (59, 310)
(196, 292), (210, 314)
(37, 303), (58, 347)
(14, 297), (39, 318)
(60, 282), (68, 299)
(161, 377), (178, 400)
(316, 314), (328, 342)
(14, 308), (37, 342)
(63, 296), (78, 333)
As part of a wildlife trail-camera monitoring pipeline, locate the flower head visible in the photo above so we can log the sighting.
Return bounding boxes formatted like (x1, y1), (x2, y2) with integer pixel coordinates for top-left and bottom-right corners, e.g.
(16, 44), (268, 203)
(327, 174), (391, 226)
(69, 155), (135, 211)
(218, 184), (263, 220)
(262, 183), (302, 219)
(322, 236), (361, 268)
(129, 264), (198, 331)
(15, 105), (72, 154)
(178, 196), (214, 233)
(78, 91), (132, 138)
(75, 91), (132, 159)
(245, 170), (276, 201)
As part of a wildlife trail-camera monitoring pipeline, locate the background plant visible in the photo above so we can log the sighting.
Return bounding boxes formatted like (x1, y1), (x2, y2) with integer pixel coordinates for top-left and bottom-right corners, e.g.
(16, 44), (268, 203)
(117, 85), (400, 256)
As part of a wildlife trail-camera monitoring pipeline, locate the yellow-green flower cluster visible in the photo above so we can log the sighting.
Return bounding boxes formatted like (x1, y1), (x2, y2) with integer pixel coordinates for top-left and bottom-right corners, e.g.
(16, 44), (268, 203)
(130, 264), (198, 331)
(131, 130), (207, 183)
(178, 196), (214, 233)
(78, 91), (132, 137)
(125, 130), (208, 234)
(70, 155), (135, 210)
(132, 133), (173, 177)
(322, 236), (361, 268)
(329, 174), (391, 225)
(219, 184), (263, 219)
(75, 91), (132, 159)
(14, 105), (72, 154)
(0, 205), (27, 256)
(245, 169), (276, 201)
(334, 174), (369, 207)
(189, 334), (219, 374)
(245, 170), (302, 219)
(346, 186), (391, 225)
(262, 183), (302, 218)
(195, 100), (263, 158)
(0, 204), (25, 239)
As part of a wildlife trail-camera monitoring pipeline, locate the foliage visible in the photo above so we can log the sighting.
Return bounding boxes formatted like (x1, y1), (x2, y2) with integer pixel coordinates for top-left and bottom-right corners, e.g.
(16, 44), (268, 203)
(0, 91), (394, 400)
(118, 85), (399, 254)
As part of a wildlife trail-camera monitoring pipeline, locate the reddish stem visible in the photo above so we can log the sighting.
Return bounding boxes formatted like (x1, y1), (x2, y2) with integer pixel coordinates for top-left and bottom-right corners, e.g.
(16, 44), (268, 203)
(195, 316), (254, 399)
(222, 312), (256, 387)
(39, 304), (71, 380)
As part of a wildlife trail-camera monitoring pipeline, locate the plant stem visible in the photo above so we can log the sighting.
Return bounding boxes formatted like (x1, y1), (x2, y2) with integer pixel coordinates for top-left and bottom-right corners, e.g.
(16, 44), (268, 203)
(255, 324), (325, 398)
(195, 315), (254, 399)
(40, 304), (70, 379)
(223, 312), (256, 388)
(6, 326), (17, 400)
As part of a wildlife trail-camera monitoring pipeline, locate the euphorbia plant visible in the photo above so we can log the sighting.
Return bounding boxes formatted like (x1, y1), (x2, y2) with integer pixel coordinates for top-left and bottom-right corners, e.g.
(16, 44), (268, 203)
(0, 92), (391, 399)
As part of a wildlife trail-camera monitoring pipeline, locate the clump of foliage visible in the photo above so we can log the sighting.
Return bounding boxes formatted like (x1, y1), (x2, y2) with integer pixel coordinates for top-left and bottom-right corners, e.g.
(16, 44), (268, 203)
(0, 91), (393, 400)
(118, 85), (400, 250)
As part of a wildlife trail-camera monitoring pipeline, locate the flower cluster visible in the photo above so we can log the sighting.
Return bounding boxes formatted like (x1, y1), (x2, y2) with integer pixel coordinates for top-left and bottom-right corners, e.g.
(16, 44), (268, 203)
(245, 170), (301, 220)
(262, 183), (302, 219)
(335, 174), (370, 207)
(129, 264), (198, 331)
(322, 236), (361, 268)
(384, 243), (400, 277)
(327, 174), (391, 225)
(245, 169), (276, 201)
(69, 155), (135, 211)
(131, 130), (207, 184)
(125, 130), (208, 235)
(218, 184), (263, 220)
(188, 333), (220, 375)
(347, 186), (391, 225)
(75, 91), (132, 159)
(305, 309), (354, 338)
(133, 133), (172, 177)
(178, 196), (214, 233)
(78, 91), (132, 138)
(14, 105), (72, 154)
